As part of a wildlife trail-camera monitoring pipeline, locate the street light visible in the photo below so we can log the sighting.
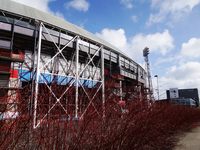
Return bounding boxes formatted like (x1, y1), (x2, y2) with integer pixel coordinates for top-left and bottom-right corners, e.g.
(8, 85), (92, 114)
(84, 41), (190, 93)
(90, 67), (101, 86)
(154, 75), (159, 100)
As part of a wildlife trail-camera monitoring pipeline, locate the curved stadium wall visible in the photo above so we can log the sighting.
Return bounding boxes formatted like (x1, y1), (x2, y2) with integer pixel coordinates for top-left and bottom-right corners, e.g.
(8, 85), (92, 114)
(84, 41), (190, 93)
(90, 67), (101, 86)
(0, 0), (147, 122)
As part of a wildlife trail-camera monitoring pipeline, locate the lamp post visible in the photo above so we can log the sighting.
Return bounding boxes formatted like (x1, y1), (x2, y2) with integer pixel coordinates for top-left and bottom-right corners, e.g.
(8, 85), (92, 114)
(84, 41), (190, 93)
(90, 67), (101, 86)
(154, 75), (159, 100)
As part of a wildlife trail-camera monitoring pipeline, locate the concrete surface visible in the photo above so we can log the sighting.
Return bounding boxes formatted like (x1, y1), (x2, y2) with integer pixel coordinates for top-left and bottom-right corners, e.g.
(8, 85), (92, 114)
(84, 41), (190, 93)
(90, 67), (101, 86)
(174, 126), (200, 150)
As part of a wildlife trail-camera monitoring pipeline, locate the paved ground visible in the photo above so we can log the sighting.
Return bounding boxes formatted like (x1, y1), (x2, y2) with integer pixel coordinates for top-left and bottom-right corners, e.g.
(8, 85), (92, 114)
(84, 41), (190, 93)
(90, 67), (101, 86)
(174, 125), (200, 150)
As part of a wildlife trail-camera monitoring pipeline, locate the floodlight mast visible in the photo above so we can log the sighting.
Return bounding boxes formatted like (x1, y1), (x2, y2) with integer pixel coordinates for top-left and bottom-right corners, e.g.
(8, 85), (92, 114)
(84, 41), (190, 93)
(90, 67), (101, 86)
(143, 47), (154, 101)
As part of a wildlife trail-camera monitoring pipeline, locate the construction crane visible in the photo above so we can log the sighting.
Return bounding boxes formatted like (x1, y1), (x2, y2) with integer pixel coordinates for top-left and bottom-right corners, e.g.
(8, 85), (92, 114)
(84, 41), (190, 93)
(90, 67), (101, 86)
(143, 47), (154, 101)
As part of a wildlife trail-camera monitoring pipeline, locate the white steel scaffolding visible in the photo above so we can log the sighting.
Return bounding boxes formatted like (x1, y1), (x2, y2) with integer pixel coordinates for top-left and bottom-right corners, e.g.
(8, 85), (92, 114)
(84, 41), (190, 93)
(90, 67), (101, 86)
(33, 22), (105, 128)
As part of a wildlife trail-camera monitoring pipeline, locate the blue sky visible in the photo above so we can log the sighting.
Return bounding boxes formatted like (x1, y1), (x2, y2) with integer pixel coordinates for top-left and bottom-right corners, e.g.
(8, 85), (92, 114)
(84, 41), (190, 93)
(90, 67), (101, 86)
(12, 0), (200, 98)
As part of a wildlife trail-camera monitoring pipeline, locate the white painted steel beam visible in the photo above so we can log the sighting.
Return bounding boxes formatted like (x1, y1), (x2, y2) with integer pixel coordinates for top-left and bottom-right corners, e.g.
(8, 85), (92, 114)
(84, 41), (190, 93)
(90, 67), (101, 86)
(33, 22), (42, 129)
(75, 36), (79, 119)
(32, 22), (107, 126)
(33, 23), (78, 128)
(101, 47), (105, 118)
(120, 80), (123, 101)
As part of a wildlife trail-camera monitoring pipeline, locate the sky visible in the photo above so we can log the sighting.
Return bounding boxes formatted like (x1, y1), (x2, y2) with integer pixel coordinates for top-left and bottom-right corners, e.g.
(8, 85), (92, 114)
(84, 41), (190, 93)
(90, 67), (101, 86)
(12, 0), (200, 99)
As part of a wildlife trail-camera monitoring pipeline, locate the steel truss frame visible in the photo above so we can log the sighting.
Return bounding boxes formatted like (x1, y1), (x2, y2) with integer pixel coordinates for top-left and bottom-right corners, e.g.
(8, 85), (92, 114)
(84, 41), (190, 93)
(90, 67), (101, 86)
(33, 22), (105, 128)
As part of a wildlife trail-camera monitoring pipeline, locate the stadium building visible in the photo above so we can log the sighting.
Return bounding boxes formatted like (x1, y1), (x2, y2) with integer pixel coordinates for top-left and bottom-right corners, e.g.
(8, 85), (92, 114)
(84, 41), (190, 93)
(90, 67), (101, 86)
(0, 0), (148, 127)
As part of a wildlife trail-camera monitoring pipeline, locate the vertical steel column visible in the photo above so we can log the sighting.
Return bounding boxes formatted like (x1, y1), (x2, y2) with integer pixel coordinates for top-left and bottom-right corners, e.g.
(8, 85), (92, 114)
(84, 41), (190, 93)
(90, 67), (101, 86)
(30, 24), (38, 116)
(118, 56), (122, 101)
(139, 85), (142, 101)
(10, 19), (15, 51)
(120, 80), (123, 101)
(33, 22), (42, 128)
(75, 36), (79, 119)
(101, 47), (105, 117)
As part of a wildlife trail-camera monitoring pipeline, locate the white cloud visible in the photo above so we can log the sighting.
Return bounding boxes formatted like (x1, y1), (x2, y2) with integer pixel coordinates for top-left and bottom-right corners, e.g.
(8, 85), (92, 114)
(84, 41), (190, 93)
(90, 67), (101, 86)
(11, 0), (52, 13)
(65, 0), (89, 12)
(148, 0), (200, 25)
(147, 13), (165, 26)
(54, 11), (65, 20)
(120, 0), (133, 9)
(155, 37), (200, 66)
(181, 38), (200, 58)
(167, 62), (200, 80)
(153, 37), (200, 99)
(96, 28), (174, 61)
(158, 61), (200, 99)
(129, 29), (174, 59)
(96, 28), (128, 51)
(131, 15), (138, 23)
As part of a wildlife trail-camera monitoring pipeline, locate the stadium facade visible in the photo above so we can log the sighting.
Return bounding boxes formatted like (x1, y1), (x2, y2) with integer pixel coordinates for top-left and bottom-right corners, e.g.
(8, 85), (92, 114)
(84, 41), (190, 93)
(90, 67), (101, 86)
(0, 0), (147, 127)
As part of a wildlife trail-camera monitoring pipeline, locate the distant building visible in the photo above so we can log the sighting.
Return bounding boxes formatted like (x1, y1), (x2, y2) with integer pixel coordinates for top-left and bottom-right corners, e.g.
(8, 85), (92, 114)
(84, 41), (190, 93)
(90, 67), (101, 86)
(166, 88), (199, 107)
